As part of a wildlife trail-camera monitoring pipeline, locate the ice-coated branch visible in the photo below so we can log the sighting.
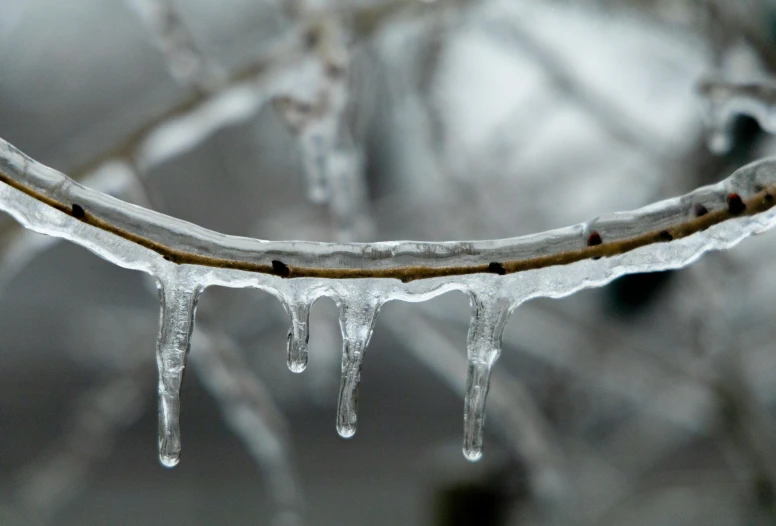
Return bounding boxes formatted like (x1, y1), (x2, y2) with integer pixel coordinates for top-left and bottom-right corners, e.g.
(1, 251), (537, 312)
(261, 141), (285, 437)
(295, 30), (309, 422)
(2, 136), (776, 462)
(3, 136), (776, 282)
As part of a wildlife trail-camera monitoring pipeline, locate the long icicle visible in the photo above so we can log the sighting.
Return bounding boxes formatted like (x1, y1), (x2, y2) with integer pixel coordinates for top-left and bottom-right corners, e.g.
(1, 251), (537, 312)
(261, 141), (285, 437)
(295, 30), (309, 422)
(463, 292), (512, 461)
(155, 273), (202, 467)
(335, 297), (380, 438)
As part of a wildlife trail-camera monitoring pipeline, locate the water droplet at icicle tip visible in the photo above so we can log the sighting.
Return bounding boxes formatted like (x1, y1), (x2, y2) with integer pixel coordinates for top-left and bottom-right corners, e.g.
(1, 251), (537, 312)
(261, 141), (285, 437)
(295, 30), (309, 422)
(159, 443), (181, 468)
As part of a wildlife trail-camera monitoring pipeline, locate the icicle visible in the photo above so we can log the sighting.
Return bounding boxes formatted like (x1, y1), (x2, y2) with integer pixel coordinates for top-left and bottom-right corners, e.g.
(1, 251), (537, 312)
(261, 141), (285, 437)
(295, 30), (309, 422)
(274, 96), (336, 204)
(155, 275), (201, 467)
(335, 297), (380, 438)
(300, 125), (335, 204)
(285, 300), (311, 373)
(273, 19), (351, 206)
(463, 293), (512, 461)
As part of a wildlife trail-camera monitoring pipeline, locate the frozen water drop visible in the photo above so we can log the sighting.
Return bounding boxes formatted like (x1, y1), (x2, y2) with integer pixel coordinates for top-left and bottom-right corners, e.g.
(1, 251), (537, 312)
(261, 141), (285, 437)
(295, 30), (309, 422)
(462, 293), (511, 462)
(159, 448), (180, 468)
(463, 446), (483, 462)
(335, 298), (380, 439)
(155, 276), (201, 468)
(285, 301), (311, 373)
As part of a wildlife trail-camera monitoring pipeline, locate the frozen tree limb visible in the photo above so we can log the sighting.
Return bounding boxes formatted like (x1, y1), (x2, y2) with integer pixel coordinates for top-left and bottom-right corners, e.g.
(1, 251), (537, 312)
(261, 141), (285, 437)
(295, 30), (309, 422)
(2, 136), (776, 462)
(3, 136), (776, 282)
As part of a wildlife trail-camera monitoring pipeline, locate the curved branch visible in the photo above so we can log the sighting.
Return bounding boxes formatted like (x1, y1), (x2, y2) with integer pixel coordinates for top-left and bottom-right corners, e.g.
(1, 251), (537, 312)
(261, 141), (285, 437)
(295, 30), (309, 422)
(1, 137), (775, 286)
(3, 134), (776, 464)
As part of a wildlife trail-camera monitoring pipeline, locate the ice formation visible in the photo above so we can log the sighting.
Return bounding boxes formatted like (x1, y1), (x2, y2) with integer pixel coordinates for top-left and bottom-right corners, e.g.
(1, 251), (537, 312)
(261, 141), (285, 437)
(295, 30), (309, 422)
(82, 7), (370, 240)
(1, 136), (776, 463)
(698, 79), (776, 154)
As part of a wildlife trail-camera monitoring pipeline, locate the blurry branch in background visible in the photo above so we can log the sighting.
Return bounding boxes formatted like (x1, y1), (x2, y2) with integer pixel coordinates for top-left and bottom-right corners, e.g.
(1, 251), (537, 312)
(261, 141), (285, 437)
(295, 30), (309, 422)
(483, 11), (665, 159)
(44, 0), (449, 241)
(191, 323), (304, 526)
(382, 310), (570, 514)
(704, 0), (776, 73)
(686, 255), (776, 522)
(128, 0), (225, 92)
(0, 307), (304, 526)
(1, 368), (151, 526)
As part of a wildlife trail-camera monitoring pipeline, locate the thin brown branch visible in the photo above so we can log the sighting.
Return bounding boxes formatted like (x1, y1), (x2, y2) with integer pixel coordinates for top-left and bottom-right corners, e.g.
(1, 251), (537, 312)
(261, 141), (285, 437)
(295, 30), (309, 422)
(0, 162), (773, 282)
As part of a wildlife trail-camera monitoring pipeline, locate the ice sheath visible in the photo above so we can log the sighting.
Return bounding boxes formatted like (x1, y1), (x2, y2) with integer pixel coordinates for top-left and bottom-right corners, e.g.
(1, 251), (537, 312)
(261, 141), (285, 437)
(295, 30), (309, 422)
(1, 136), (776, 463)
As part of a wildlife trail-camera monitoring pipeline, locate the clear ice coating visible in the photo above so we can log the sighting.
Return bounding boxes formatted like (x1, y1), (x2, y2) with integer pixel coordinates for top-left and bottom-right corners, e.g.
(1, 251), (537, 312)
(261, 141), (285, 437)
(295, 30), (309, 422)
(335, 297), (380, 438)
(2, 136), (776, 462)
(463, 293), (511, 461)
(155, 271), (201, 467)
(284, 299), (312, 373)
(698, 79), (776, 154)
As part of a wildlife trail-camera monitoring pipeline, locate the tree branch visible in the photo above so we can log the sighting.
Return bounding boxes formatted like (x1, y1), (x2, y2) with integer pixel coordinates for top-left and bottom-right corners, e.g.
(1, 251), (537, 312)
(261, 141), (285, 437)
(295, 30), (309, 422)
(1, 137), (775, 285)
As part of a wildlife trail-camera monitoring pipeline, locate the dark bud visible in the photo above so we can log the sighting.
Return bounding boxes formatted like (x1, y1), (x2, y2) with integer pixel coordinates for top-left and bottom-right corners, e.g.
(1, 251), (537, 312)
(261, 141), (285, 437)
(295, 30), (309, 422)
(272, 260), (291, 277)
(488, 262), (506, 275)
(587, 231), (603, 246)
(658, 230), (673, 242)
(71, 204), (85, 218)
(727, 193), (746, 215)
(693, 203), (709, 217)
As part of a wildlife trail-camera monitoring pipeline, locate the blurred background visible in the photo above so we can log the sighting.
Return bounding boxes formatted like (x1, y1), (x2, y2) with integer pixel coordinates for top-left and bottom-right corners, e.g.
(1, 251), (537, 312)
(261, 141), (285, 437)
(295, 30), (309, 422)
(2, 0), (776, 524)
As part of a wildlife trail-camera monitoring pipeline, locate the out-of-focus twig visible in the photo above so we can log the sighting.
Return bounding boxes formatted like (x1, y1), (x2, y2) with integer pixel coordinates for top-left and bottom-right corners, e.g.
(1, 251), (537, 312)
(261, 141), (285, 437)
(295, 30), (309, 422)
(127, 0), (224, 92)
(1, 368), (151, 526)
(382, 308), (571, 512)
(191, 322), (305, 526)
